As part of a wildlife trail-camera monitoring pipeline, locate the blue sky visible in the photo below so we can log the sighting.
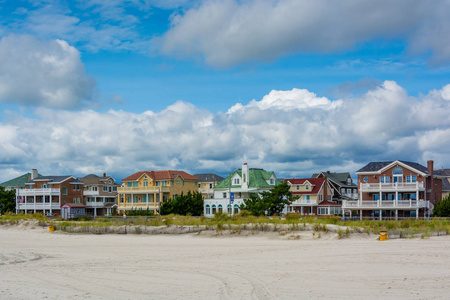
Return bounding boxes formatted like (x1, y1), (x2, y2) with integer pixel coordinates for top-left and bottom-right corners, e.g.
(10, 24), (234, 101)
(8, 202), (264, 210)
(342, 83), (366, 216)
(1, 0), (450, 183)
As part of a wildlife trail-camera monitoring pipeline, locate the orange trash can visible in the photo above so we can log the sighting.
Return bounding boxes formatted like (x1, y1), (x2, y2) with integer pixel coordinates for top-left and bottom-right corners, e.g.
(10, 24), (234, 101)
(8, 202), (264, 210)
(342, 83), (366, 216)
(48, 225), (55, 233)
(380, 231), (387, 241)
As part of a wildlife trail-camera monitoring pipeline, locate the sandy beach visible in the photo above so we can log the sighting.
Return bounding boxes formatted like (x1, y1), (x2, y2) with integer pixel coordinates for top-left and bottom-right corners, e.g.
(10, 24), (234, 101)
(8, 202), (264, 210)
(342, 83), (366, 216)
(1, 224), (450, 300)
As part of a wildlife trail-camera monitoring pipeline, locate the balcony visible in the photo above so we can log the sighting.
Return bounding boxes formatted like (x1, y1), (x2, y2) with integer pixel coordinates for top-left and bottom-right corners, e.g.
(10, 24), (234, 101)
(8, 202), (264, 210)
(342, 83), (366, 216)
(359, 182), (424, 192)
(117, 186), (170, 193)
(17, 188), (60, 196)
(84, 190), (100, 196)
(18, 203), (61, 210)
(341, 192), (358, 199)
(86, 202), (107, 207)
(342, 199), (428, 209)
(290, 199), (318, 206)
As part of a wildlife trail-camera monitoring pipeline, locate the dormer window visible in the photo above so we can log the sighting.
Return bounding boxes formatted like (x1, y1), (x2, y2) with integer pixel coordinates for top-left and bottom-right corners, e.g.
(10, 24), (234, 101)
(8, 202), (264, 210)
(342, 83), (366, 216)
(347, 178), (352, 185)
(270, 178), (274, 185)
(305, 184), (309, 190)
(234, 178), (240, 185)
(296, 185), (300, 190)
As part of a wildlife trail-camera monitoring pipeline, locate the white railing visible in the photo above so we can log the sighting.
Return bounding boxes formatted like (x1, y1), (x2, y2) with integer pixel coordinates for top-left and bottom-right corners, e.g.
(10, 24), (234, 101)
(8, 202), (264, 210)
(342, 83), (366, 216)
(18, 188), (60, 196)
(343, 199), (428, 209)
(86, 202), (106, 207)
(341, 193), (358, 199)
(359, 182), (424, 191)
(118, 186), (170, 192)
(291, 199), (318, 205)
(18, 203), (61, 210)
(84, 190), (100, 196)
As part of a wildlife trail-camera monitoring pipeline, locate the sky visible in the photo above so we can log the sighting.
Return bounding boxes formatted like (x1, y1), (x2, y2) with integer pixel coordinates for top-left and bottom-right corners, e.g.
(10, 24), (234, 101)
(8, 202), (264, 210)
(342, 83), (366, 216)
(1, 0), (450, 183)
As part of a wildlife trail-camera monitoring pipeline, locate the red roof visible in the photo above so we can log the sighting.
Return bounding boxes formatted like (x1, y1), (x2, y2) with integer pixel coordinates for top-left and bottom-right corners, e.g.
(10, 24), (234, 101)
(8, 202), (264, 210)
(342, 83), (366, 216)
(318, 201), (341, 206)
(122, 170), (200, 182)
(285, 178), (325, 194)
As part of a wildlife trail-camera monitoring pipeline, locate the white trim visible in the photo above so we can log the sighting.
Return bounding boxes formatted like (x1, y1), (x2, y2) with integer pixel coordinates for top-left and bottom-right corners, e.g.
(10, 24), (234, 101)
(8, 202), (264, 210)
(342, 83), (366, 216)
(356, 161), (427, 176)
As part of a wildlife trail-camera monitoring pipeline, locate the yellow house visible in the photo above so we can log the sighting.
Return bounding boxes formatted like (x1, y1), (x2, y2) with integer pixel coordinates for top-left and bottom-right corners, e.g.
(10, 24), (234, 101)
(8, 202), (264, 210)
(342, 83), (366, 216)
(117, 170), (200, 214)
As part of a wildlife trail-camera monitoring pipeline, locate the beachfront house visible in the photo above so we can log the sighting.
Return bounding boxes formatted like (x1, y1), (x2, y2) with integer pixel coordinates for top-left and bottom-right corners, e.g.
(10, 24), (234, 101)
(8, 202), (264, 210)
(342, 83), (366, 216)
(116, 170), (200, 215)
(16, 170), (84, 216)
(203, 163), (282, 217)
(284, 178), (338, 215)
(194, 173), (225, 199)
(342, 160), (444, 220)
(81, 173), (120, 217)
(312, 171), (358, 201)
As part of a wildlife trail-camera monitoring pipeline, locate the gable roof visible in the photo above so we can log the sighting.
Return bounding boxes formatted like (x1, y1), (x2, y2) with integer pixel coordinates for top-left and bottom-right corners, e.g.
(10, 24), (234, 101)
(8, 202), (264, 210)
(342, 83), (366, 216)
(214, 168), (281, 189)
(318, 200), (341, 206)
(0, 172), (41, 188)
(356, 161), (429, 174)
(80, 175), (117, 185)
(442, 178), (450, 192)
(285, 178), (325, 194)
(312, 171), (356, 187)
(193, 173), (225, 183)
(122, 170), (200, 182)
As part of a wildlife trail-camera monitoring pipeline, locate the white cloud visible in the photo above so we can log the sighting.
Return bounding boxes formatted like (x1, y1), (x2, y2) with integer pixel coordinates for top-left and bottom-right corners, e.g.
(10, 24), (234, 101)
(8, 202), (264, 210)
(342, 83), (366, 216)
(154, 0), (450, 67)
(1, 80), (450, 183)
(0, 35), (95, 108)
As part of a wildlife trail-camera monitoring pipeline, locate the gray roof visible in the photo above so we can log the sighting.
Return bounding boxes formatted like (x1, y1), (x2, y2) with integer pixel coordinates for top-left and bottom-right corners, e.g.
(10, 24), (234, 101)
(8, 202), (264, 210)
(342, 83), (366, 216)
(435, 169), (450, 176)
(25, 175), (77, 184)
(193, 173), (224, 183)
(312, 171), (356, 187)
(357, 161), (429, 174)
(443, 178), (450, 192)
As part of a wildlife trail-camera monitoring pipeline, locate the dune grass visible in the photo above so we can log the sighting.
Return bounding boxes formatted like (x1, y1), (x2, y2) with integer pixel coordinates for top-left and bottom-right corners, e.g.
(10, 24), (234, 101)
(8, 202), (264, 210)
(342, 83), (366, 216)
(1, 212), (449, 237)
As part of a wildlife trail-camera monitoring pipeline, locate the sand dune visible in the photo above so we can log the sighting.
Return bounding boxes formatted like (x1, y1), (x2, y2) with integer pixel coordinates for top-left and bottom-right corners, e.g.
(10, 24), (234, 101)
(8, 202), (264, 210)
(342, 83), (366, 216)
(1, 224), (450, 299)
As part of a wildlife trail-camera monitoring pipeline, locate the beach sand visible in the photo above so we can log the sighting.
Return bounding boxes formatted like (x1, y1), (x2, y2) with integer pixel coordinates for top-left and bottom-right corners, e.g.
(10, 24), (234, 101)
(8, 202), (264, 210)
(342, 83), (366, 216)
(1, 224), (449, 300)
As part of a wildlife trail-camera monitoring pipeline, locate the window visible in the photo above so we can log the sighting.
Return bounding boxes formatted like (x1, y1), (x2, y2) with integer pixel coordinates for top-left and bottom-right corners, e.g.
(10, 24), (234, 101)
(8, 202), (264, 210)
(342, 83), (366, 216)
(341, 188), (345, 194)
(218, 204), (223, 213)
(297, 185), (300, 191)
(347, 178), (352, 185)
(234, 204), (239, 214)
(109, 187), (112, 193)
(270, 178), (274, 185)
(205, 205), (211, 215)
(77, 185), (80, 190)
(303, 195), (310, 203)
(163, 195), (168, 202)
(212, 205), (217, 214)
(198, 184), (201, 188)
(120, 196), (124, 203)
(108, 180), (112, 184)
(143, 180), (148, 187)
(318, 207), (328, 215)
(93, 186), (98, 191)
(62, 187), (67, 195)
(133, 196), (138, 203)
(223, 192), (227, 198)
(176, 180), (181, 184)
(319, 194), (323, 201)
(346, 188), (351, 194)
(73, 185), (76, 190)
(127, 196), (131, 202)
(305, 185), (309, 190)
(227, 204), (232, 214)
(406, 175), (417, 183)
(171, 180), (174, 186)
(127, 182), (132, 187)
(103, 186), (108, 192)
(142, 195), (147, 202)
(327, 195), (332, 201)
(238, 192), (242, 198)
(113, 187), (117, 192)
(133, 182), (138, 187)
(380, 176), (390, 183)
(234, 178), (240, 185)
(209, 183), (213, 189)
(42, 184), (48, 188)
(363, 176), (368, 182)
(393, 167), (403, 175)
(162, 181), (167, 186)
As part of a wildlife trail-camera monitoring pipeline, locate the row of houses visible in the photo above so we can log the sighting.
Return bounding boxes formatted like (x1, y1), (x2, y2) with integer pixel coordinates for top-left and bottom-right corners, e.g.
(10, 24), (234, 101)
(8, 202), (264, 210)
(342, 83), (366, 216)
(1, 159), (449, 219)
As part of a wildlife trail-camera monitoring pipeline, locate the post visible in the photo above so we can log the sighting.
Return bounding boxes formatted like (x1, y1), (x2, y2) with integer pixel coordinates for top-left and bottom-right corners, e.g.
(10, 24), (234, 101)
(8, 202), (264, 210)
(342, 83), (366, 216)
(229, 172), (232, 216)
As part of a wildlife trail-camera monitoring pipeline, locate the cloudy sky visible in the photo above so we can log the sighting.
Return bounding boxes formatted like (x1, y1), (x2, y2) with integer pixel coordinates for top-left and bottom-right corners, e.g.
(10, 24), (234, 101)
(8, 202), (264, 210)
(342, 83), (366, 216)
(1, 0), (450, 183)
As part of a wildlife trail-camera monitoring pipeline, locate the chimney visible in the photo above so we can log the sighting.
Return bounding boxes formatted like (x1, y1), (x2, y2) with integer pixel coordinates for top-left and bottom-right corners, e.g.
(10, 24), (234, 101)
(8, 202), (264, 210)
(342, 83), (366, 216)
(103, 172), (106, 177)
(323, 175), (328, 202)
(427, 160), (435, 202)
(242, 163), (249, 188)
(31, 169), (38, 180)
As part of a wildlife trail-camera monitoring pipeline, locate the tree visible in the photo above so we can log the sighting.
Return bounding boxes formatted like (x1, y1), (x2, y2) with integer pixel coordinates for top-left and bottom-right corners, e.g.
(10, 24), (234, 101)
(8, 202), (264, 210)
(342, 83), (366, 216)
(239, 182), (294, 216)
(433, 194), (450, 217)
(0, 187), (16, 214)
(160, 191), (204, 216)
